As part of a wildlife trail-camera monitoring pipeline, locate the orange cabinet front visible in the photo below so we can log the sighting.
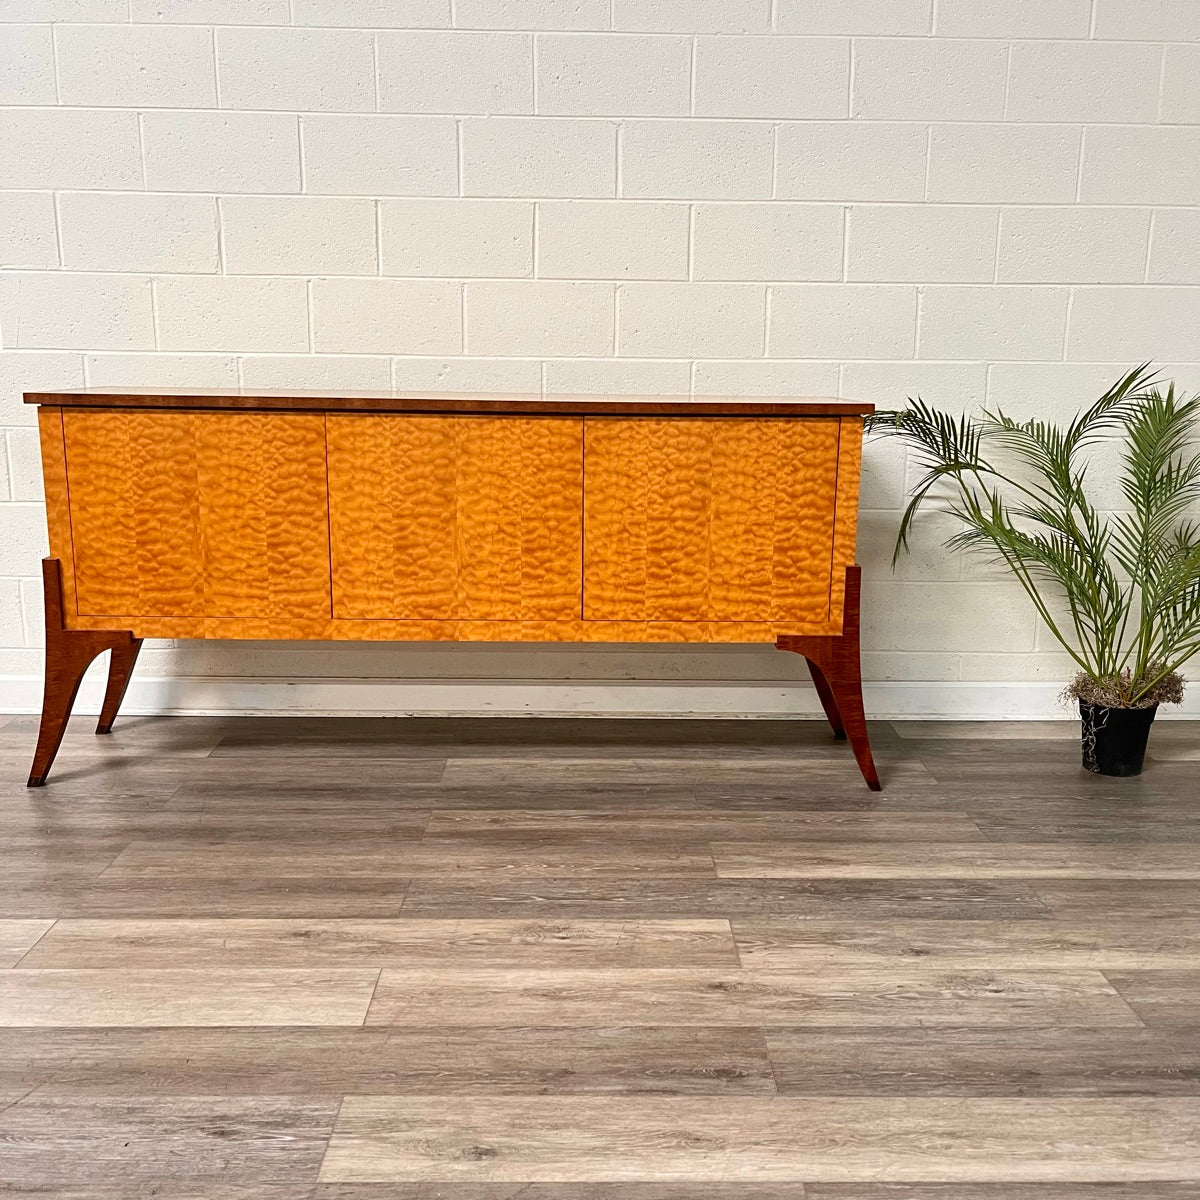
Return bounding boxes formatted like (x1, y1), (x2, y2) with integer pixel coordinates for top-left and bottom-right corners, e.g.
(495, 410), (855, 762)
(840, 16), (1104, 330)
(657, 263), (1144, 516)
(326, 415), (584, 621)
(62, 409), (332, 620)
(582, 417), (842, 624)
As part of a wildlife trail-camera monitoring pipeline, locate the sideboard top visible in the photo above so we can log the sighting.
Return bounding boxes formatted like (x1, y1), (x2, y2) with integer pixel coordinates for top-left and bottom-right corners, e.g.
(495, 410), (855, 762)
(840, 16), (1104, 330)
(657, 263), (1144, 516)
(25, 388), (874, 418)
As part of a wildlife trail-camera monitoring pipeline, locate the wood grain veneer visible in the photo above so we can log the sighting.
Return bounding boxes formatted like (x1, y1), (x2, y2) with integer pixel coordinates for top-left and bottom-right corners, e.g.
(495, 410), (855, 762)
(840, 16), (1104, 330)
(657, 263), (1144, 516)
(36, 407), (78, 617)
(583, 417), (841, 624)
(830, 415), (865, 621)
(327, 415), (583, 621)
(27, 388), (873, 417)
(62, 409), (331, 620)
(56, 613), (843, 640)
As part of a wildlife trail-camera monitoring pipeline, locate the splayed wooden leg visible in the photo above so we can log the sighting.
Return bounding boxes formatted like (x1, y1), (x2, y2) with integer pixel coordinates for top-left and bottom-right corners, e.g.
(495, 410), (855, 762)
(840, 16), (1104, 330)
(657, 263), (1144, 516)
(806, 659), (846, 740)
(96, 636), (142, 735)
(777, 565), (881, 791)
(28, 558), (139, 787)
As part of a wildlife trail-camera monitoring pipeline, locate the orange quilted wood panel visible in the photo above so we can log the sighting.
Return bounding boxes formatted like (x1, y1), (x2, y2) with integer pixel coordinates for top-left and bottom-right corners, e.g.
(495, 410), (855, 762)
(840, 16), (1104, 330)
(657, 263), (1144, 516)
(62, 410), (331, 619)
(583, 417), (841, 624)
(327, 416), (583, 621)
(829, 415), (864, 631)
(37, 407), (80, 622)
(66, 613), (842, 641)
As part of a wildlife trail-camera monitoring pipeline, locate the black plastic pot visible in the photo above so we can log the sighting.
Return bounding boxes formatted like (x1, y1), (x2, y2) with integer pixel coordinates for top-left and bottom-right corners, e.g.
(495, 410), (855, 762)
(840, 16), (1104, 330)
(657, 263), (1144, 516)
(1079, 702), (1158, 776)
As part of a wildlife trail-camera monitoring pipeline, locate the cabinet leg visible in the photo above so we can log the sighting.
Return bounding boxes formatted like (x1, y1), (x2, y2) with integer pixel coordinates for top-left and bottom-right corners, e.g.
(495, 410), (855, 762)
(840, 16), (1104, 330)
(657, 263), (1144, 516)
(819, 666), (881, 791)
(97, 637), (142, 735)
(777, 565), (881, 792)
(28, 558), (138, 788)
(806, 660), (845, 739)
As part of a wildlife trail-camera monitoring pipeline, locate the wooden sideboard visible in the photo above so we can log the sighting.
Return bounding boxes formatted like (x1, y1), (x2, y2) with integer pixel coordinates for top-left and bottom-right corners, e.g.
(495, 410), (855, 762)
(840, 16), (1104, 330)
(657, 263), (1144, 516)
(26, 389), (879, 789)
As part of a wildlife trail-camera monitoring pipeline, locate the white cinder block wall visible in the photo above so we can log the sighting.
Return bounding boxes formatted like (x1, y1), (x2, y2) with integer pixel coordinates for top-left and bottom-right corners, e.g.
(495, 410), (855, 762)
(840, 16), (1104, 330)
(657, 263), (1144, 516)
(1, 0), (1199, 720)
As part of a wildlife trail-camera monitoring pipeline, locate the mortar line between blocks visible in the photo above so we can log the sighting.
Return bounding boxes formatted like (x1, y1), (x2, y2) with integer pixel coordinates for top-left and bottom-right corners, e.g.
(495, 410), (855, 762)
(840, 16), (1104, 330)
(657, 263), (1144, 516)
(48, 23), (62, 106)
(210, 27), (221, 108)
(1155, 43), (1169, 123)
(371, 32), (380, 113)
(688, 35), (697, 117)
(532, 31), (539, 115)
(846, 37), (855, 118)
(18, 104), (1200, 124)
(1075, 127), (1087, 203)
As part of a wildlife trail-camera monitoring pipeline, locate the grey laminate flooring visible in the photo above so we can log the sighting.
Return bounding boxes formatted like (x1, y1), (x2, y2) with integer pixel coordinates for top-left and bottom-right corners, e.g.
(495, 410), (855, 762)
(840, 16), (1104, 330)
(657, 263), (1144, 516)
(2, 713), (1199, 1197)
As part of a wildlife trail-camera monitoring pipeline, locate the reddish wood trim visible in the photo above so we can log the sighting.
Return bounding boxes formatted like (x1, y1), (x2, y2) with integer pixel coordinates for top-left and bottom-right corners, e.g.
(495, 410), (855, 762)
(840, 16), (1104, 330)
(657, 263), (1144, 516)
(28, 558), (140, 788)
(24, 390), (873, 418)
(776, 565), (881, 792)
(96, 637), (143, 736)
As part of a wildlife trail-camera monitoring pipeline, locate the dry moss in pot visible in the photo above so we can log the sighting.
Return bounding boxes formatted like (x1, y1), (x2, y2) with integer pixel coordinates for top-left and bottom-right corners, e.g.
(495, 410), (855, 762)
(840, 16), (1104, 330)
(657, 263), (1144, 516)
(1067, 669), (1184, 776)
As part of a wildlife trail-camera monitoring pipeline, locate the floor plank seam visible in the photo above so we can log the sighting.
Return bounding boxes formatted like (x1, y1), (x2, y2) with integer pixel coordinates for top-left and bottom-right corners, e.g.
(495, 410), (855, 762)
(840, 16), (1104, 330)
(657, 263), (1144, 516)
(9, 918), (59, 969)
(1099, 968), (1154, 1029)
(314, 1093), (347, 1187)
(361, 967), (383, 1025)
(0, 1083), (41, 1117)
(727, 917), (749, 969)
(91, 845), (140, 880)
(756, 1025), (783, 1097)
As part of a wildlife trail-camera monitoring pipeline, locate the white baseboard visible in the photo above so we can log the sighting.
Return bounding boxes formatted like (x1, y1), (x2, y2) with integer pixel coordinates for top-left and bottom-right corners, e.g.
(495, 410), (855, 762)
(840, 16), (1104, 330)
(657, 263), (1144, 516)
(3, 673), (1198, 720)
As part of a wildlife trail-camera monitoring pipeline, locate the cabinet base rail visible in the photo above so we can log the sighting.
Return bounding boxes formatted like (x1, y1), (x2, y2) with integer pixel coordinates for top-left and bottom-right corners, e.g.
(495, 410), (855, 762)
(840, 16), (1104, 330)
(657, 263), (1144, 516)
(27, 557), (880, 790)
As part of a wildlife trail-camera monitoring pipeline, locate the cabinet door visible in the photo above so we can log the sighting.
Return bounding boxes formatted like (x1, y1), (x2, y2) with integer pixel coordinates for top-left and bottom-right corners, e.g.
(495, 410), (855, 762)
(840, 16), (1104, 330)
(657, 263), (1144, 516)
(583, 417), (841, 624)
(64, 410), (331, 619)
(327, 416), (583, 621)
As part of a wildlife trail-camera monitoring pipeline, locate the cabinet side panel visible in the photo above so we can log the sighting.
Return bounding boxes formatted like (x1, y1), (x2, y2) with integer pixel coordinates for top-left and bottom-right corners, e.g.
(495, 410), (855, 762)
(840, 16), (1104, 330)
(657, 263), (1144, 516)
(62, 410), (330, 620)
(37, 406), (79, 622)
(328, 416), (583, 621)
(828, 416), (865, 629)
(583, 418), (841, 624)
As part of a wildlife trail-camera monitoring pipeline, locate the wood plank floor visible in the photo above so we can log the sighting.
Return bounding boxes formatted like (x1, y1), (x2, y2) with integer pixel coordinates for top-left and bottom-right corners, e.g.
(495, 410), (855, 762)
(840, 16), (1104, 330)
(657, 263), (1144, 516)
(1, 713), (1199, 1197)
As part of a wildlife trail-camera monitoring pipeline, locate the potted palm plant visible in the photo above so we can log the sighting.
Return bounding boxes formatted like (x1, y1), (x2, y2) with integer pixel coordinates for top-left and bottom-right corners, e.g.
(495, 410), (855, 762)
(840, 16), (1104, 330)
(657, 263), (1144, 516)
(868, 365), (1199, 776)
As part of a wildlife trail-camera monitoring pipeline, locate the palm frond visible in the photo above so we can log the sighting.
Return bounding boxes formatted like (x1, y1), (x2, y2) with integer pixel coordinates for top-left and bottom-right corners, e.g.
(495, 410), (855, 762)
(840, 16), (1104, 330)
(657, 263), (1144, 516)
(1064, 362), (1160, 448)
(868, 366), (1198, 703)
